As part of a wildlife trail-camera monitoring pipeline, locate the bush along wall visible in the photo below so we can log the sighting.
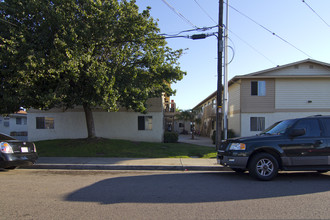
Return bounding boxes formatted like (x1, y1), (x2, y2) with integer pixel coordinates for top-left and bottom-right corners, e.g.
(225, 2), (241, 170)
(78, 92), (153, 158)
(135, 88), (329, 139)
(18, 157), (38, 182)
(164, 132), (179, 143)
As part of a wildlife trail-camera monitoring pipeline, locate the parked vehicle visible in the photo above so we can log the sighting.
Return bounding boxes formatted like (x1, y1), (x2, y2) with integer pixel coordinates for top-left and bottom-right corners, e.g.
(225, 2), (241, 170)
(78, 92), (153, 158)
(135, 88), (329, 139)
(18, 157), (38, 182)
(0, 133), (38, 169)
(217, 115), (330, 180)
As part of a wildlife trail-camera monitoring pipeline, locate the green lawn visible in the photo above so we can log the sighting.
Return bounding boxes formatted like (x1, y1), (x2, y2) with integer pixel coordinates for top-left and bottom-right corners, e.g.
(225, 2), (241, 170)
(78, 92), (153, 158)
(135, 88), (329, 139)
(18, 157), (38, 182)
(35, 138), (217, 158)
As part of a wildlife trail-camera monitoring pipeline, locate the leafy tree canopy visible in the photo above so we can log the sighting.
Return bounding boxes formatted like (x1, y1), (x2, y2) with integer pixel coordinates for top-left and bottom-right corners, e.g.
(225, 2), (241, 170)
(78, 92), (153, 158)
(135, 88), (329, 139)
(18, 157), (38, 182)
(0, 0), (185, 137)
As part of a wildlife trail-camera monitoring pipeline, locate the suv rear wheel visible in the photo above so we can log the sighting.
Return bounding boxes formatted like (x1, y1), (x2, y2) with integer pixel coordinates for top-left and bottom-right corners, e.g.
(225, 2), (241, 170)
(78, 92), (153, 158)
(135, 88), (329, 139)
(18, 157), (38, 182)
(249, 153), (279, 181)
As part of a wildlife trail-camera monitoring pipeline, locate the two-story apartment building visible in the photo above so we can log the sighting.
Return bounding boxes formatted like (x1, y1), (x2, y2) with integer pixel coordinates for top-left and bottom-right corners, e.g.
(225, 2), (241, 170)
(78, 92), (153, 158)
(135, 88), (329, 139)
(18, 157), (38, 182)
(0, 110), (28, 141)
(193, 92), (217, 137)
(194, 59), (330, 138)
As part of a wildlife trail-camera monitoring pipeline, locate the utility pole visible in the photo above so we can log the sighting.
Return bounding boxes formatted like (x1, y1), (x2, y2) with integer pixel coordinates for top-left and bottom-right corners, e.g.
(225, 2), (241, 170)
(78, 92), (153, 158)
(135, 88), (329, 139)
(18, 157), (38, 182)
(223, 0), (229, 140)
(216, 0), (224, 149)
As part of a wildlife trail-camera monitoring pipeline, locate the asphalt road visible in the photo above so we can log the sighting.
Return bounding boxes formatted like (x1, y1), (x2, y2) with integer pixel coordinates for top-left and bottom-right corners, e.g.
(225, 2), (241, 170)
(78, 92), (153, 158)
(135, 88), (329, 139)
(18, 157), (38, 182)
(1, 169), (330, 219)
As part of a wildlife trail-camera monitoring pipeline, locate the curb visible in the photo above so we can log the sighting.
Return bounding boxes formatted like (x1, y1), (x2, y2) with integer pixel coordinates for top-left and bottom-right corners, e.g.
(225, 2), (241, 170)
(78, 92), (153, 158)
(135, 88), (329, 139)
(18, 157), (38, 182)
(22, 164), (230, 171)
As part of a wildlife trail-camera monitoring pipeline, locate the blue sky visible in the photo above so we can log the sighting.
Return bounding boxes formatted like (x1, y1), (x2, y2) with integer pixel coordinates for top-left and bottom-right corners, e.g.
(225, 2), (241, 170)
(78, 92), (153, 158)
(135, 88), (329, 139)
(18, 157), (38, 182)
(135, 0), (330, 110)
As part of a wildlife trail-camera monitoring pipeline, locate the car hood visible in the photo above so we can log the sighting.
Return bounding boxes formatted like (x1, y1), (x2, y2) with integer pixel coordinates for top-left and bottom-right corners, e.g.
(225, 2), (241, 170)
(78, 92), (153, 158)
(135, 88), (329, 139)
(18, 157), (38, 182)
(226, 134), (282, 143)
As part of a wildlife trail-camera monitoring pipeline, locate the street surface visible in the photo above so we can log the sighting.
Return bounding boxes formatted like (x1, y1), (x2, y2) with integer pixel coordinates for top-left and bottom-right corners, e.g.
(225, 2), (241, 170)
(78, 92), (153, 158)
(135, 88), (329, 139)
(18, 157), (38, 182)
(0, 169), (329, 219)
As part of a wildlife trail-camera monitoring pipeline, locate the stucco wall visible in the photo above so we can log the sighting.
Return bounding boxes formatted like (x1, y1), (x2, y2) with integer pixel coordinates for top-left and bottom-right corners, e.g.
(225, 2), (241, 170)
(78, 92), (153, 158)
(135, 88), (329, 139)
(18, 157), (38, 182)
(28, 111), (164, 142)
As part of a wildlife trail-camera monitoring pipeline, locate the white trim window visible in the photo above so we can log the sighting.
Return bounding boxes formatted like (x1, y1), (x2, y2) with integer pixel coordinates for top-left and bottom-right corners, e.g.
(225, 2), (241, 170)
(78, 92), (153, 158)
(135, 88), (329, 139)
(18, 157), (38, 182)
(250, 117), (265, 131)
(138, 116), (152, 130)
(251, 81), (266, 96)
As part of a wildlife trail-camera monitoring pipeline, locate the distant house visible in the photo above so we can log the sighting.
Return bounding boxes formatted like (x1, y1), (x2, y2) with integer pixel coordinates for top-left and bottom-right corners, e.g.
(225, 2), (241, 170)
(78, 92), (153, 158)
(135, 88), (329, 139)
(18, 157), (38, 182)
(0, 110), (28, 141)
(28, 97), (169, 142)
(194, 59), (330, 138)
(163, 97), (191, 134)
(193, 92), (217, 138)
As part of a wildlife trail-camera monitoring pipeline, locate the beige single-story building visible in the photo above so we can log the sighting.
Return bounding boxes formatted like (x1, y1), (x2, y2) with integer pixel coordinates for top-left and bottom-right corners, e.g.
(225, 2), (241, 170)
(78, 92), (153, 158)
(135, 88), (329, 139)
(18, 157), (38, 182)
(28, 97), (165, 142)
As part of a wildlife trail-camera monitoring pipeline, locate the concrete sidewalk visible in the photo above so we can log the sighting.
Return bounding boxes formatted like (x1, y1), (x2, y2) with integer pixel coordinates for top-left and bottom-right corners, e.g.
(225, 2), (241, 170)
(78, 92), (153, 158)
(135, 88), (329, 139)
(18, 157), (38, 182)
(25, 157), (228, 171)
(22, 135), (222, 171)
(178, 135), (215, 147)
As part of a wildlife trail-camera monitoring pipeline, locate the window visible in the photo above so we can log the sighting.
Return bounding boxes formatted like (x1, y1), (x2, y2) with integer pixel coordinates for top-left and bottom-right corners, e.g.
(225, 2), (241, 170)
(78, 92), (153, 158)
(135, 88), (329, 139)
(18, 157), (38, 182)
(138, 116), (152, 130)
(36, 117), (54, 129)
(250, 117), (265, 131)
(16, 118), (22, 125)
(251, 81), (266, 96)
(321, 119), (330, 136)
(10, 131), (28, 136)
(4, 118), (9, 127)
(179, 123), (184, 128)
(293, 119), (320, 137)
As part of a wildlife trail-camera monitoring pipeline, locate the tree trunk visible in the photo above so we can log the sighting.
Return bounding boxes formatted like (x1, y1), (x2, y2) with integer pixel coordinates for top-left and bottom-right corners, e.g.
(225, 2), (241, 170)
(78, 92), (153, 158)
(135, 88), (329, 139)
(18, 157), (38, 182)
(83, 103), (96, 139)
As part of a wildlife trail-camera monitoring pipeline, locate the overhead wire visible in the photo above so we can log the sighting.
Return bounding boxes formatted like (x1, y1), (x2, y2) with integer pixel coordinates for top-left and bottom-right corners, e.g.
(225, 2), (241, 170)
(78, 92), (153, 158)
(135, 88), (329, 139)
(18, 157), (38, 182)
(193, 0), (218, 25)
(193, 0), (276, 66)
(228, 30), (277, 66)
(302, 0), (330, 28)
(161, 0), (199, 29)
(227, 3), (312, 58)
(159, 25), (218, 37)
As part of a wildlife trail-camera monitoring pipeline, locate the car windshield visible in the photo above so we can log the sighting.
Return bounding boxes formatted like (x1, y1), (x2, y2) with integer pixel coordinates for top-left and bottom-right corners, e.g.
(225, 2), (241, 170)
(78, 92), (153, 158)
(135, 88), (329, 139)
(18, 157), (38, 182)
(0, 133), (16, 141)
(260, 119), (296, 135)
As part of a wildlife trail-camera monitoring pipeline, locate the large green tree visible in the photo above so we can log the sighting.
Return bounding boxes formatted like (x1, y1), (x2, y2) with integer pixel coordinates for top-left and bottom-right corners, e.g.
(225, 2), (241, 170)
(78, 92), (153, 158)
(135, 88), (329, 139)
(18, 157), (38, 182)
(0, 0), (185, 138)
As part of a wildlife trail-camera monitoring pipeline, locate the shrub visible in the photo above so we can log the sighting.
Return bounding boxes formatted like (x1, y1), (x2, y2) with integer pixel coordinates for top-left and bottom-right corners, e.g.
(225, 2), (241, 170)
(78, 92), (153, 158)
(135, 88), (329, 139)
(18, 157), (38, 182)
(164, 132), (178, 143)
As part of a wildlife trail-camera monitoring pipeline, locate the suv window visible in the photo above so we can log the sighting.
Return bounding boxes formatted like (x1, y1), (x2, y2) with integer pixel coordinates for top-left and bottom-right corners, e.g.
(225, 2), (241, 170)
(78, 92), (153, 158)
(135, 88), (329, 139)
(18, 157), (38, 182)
(292, 119), (321, 137)
(320, 118), (330, 137)
(260, 119), (295, 135)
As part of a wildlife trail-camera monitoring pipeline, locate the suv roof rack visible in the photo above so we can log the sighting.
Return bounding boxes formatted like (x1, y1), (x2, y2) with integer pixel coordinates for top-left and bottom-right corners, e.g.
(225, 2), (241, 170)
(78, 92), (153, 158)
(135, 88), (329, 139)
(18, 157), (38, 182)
(306, 115), (323, 118)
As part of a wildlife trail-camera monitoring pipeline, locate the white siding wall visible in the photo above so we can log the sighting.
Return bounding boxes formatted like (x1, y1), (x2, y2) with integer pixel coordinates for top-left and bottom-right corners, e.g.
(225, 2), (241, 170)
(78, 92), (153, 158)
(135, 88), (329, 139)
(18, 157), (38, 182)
(276, 78), (330, 109)
(28, 111), (164, 142)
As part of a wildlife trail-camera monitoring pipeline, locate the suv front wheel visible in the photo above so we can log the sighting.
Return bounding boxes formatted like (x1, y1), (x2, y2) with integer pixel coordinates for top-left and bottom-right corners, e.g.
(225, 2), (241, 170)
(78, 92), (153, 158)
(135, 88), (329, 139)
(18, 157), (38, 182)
(248, 153), (279, 181)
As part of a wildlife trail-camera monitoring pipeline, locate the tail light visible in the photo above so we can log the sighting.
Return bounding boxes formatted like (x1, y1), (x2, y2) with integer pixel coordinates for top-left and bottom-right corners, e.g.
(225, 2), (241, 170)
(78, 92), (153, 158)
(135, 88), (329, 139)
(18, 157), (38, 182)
(0, 142), (14, 153)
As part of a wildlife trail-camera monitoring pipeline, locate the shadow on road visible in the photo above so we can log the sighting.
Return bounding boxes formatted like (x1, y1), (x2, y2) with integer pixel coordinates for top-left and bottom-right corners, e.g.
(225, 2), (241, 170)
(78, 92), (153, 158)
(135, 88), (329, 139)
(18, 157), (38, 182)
(65, 172), (330, 204)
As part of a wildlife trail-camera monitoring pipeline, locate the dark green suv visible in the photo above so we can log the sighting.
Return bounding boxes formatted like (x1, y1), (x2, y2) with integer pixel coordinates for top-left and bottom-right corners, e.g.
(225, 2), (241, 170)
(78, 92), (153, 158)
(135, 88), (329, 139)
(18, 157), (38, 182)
(217, 115), (330, 180)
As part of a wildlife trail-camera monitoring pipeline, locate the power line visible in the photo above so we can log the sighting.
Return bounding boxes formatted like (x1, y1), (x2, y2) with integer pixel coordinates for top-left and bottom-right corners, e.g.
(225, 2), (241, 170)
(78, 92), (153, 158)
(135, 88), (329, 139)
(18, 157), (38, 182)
(193, 0), (218, 25)
(193, 0), (277, 65)
(302, 0), (330, 28)
(161, 0), (199, 29)
(227, 3), (312, 58)
(160, 25), (218, 37)
(228, 29), (277, 66)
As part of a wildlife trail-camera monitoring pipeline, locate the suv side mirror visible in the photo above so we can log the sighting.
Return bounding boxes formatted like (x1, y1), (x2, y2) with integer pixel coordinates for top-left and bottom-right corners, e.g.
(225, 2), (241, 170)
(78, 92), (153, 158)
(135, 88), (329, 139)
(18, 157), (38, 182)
(289, 128), (306, 137)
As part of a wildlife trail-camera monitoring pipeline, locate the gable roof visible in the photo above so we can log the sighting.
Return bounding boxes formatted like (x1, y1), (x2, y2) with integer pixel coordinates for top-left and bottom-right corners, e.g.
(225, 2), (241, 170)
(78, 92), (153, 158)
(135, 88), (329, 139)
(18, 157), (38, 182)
(230, 59), (330, 84)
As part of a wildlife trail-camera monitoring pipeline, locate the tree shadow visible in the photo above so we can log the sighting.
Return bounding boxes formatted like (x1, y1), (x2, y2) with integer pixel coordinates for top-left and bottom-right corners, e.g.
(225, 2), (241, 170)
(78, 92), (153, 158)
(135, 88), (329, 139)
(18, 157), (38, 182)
(65, 172), (330, 204)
